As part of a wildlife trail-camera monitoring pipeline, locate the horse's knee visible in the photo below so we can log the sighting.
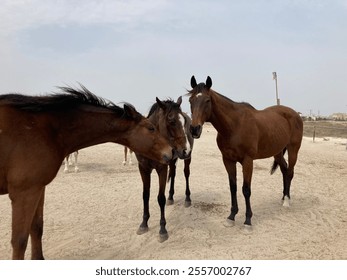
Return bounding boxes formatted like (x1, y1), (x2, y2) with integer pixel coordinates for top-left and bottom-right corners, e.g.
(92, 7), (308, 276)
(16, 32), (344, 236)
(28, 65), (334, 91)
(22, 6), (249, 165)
(11, 234), (29, 260)
(31, 220), (43, 237)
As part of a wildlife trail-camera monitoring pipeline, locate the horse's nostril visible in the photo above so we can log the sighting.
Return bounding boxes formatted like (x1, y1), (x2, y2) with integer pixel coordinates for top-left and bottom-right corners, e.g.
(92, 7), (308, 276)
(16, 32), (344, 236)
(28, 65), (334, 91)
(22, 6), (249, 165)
(190, 125), (202, 138)
(189, 125), (194, 134)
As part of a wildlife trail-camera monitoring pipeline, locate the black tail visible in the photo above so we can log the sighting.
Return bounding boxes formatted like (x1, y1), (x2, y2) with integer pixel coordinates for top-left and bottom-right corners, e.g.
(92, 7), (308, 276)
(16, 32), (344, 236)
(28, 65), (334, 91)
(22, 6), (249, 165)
(270, 148), (287, 175)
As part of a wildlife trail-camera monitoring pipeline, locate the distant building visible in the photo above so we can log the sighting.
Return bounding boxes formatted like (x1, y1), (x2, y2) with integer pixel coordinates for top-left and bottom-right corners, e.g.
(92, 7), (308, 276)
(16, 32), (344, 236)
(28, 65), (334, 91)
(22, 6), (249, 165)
(330, 113), (347, 121)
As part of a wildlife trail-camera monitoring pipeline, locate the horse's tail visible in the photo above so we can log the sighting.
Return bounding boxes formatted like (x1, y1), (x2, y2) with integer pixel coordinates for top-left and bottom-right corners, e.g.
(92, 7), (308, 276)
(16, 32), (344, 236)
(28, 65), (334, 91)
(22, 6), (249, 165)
(270, 148), (287, 175)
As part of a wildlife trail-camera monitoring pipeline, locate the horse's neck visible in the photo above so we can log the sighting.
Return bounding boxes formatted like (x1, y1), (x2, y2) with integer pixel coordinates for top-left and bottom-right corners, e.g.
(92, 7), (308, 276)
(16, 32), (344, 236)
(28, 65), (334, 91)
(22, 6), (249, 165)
(209, 91), (242, 134)
(57, 110), (127, 154)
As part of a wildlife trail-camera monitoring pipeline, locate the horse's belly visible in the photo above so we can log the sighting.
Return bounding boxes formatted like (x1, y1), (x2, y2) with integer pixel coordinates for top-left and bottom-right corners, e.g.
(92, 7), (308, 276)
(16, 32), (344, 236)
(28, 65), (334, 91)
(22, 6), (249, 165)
(256, 137), (288, 159)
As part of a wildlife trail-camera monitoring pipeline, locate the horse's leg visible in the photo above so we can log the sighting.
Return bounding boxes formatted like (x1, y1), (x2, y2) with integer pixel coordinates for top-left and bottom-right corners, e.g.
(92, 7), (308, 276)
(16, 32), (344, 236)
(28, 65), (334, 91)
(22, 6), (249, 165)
(137, 164), (151, 235)
(30, 187), (45, 260)
(241, 157), (253, 226)
(10, 186), (44, 260)
(167, 158), (177, 205)
(73, 151), (79, 173)
(222, 157), (238, 226)
(123, 147), (128, 165)
(64, 155), (70, 173)
(184, 157), (192, 207)
(283, 144), (300, 207)
(129, 150), (133, 165)
(274, 151), (290, 206)
(156, 165), (169, 242)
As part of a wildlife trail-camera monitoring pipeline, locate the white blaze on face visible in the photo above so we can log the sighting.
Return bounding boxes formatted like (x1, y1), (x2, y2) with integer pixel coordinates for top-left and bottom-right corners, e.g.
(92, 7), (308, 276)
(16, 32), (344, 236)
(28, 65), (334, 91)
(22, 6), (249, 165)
(179, 113), (191, 155)
(196, 93), (203, 97)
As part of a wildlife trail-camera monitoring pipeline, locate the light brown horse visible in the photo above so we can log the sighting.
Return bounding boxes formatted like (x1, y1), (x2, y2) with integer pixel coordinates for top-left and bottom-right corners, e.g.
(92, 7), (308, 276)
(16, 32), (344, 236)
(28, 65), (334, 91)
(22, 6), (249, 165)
(188, 76), (303, 227)
(0, 85), (173, 259)
(64, 151), (79, 173)
(123, 146), (133, 165)
(136, 96), (193, 242)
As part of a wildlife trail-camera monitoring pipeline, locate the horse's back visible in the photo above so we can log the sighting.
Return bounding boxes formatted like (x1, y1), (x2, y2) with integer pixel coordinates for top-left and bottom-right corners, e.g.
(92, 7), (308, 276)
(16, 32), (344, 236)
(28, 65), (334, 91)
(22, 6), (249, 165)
(259, 105), (303, 132)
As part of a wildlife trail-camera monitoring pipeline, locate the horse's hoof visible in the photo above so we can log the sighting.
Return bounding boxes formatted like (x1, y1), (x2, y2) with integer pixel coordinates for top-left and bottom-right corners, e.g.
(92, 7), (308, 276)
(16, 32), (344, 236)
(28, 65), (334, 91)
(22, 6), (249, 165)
(74, 167), (79, 173)
(282, 196), (290, 207)
(158, 233), (169, 243)
(184, 200), (192, 208)
(167, 199), (174, 206)
(63, 169), (69, 173)
(122, 161), (126, 166)
(224, 219), (235, 227)
(136, 226), (149, 235)
(243, 224), (253, 234)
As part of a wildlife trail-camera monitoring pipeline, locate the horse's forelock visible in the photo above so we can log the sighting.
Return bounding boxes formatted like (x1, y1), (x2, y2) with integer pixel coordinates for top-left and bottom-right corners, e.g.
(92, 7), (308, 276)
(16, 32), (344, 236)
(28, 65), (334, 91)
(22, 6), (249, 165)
(188, 83), (208, 96)
(148, 99), (181, 117)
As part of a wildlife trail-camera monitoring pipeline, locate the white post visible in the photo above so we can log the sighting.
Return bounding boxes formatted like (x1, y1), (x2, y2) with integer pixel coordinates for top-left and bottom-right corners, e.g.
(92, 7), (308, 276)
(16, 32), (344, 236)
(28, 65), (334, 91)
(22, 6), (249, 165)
(272, 72), (280, 105)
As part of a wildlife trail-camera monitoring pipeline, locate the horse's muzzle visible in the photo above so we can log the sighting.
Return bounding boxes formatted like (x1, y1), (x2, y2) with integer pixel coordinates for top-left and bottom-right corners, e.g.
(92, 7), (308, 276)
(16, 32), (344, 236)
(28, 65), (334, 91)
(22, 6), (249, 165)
(162, 149), (175, 164)
(190, 125), (202, 139)
(175, 149), (191, 160)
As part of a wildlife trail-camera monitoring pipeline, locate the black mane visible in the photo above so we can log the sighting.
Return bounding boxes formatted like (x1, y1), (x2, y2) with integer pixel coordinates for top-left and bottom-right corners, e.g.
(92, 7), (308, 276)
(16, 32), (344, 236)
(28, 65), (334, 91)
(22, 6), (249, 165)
(215, 92), (255, 110)
(188, 83), (255, 110)
(0, 84), (126, 115)
(147, 99), (181, 117)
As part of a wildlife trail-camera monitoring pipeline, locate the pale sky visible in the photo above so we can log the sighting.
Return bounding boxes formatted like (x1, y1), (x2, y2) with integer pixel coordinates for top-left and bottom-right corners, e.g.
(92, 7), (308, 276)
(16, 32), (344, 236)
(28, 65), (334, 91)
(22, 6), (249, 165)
(1, 0), (346, 116)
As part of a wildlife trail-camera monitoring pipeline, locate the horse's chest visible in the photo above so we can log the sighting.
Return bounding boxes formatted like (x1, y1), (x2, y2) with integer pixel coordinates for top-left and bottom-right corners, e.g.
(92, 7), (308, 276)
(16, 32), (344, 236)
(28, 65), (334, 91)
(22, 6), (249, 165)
(216, 134), (250, 161)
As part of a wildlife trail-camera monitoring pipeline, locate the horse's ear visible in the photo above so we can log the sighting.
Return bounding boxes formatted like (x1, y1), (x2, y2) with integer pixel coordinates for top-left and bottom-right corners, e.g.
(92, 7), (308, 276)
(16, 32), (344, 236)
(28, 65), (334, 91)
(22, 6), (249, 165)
(176, 96), (182, 106)
(190, 76), (197, 88)
(156, 97), (166, 110)
(206, 76), (212, 89)
(124, 104), (140, 121)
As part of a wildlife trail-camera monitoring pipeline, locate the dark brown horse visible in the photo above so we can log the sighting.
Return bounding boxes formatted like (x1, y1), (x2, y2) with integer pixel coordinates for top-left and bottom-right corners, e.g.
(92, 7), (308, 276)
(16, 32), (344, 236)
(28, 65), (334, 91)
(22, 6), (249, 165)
(136, 96), (193, 242)
(0, 85), (173, 259)
(188, 76), (303, 227)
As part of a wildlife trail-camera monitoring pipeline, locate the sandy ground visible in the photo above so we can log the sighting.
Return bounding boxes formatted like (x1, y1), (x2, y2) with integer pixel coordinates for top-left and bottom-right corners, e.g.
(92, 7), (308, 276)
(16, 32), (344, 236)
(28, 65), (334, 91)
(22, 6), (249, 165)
(0, 123), (346, 260)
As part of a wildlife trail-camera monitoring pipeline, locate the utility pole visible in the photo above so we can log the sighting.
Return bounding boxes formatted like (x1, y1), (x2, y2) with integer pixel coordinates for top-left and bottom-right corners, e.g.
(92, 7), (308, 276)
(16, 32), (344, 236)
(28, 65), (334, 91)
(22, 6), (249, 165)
(272, 72), (280, 105)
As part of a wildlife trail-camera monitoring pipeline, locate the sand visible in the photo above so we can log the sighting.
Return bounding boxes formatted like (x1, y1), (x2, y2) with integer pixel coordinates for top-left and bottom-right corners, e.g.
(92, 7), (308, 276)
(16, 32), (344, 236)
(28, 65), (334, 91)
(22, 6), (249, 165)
(0, 123), (346, 260)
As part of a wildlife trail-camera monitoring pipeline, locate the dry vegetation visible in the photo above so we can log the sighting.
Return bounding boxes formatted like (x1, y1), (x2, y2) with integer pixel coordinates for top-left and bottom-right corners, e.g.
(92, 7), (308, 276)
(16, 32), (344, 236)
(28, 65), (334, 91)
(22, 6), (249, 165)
(303, 121), (347, 139)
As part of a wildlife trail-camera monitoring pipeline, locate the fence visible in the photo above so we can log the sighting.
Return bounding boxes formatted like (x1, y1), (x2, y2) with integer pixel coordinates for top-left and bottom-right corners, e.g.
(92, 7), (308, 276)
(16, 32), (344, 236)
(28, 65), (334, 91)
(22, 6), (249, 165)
(304, 122), (347, 149)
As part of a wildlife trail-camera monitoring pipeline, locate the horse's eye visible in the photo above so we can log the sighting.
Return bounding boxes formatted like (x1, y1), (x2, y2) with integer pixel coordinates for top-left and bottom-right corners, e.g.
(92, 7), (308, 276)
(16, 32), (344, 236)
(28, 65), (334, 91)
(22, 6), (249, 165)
(148, 125), (155, 132)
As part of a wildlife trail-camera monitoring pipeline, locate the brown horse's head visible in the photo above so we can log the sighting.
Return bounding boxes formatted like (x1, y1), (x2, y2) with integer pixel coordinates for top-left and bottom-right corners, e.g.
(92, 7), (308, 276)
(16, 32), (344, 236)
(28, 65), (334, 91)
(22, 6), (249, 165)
(150, 96), (192, 160)
(188, 75), (213, 138)
(121, 104), (173, 164)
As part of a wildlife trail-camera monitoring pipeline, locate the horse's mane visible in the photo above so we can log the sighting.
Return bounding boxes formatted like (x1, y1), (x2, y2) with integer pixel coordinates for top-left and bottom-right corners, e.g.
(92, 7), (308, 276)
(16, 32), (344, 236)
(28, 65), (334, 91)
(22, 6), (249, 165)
(147, 98), (181, 117)
(187, 83), (255, 110)
(0, 84), (126, 116)
(215, 92), (256, 110)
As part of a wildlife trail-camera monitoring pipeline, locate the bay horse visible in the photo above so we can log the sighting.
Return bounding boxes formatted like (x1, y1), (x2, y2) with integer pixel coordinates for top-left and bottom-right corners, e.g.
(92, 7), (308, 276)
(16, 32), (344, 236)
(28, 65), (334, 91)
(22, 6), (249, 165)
(135, 96), (194, 242)
(188, 76), (303, 227)
(0, 85), (173, 259)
